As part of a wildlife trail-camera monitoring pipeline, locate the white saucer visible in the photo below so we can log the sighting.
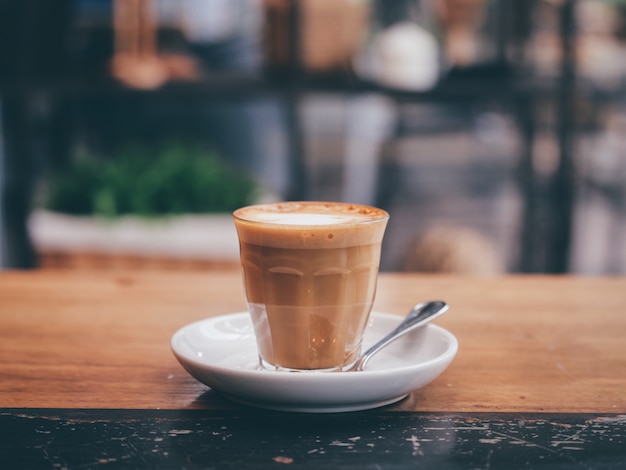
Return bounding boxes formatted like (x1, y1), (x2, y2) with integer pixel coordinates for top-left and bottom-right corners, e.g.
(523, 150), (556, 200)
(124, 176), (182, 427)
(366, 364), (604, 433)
(171, 311), (458, 413)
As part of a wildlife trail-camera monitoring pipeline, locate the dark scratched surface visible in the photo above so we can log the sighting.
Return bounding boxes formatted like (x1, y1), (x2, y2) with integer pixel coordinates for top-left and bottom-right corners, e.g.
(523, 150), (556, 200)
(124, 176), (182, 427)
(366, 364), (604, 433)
(1, 409), (625, 469)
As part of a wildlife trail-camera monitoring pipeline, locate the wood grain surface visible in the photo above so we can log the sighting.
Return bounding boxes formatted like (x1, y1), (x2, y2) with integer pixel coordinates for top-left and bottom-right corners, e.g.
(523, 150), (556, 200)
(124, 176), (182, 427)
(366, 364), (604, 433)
(1, 270), (625, 412)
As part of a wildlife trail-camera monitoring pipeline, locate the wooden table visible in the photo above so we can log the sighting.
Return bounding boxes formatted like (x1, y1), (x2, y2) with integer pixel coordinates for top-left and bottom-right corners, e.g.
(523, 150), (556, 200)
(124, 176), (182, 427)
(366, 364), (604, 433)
(1, 270), (625, 468)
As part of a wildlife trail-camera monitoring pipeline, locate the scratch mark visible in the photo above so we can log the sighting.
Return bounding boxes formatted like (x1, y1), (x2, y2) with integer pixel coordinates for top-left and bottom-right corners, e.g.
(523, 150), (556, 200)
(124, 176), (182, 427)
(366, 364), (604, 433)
(479, 438), (504, 444)
(489, 430), (562, 457)
(405, 435), (424, 456)
(591, 415), (626, 424)
(454, 426), (489, 431)
(551, 440), (586, 447)
(330, 440), (354, 447)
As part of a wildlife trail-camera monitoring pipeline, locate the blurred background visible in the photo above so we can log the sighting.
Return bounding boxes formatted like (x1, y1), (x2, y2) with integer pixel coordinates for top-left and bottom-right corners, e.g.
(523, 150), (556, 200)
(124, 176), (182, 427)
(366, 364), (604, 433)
(1, 0), (625, 274)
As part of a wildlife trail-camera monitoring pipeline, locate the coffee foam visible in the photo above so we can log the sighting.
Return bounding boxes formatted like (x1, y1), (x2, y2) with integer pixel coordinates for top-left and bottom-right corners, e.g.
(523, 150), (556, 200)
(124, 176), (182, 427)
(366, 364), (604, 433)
(233, 202), (389, 249)
(239, 211), (370, 226)
(235, 202), (386, 224)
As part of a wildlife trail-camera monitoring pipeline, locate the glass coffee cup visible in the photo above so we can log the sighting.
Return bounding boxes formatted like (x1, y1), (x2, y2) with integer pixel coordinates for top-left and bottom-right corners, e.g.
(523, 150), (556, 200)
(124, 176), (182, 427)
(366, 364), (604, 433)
(233, 201), (389, 372)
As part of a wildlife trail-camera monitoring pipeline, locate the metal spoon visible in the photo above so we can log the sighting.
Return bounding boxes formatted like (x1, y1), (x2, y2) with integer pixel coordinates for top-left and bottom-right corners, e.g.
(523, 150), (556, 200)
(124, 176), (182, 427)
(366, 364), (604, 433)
(351, 301), (449, 371)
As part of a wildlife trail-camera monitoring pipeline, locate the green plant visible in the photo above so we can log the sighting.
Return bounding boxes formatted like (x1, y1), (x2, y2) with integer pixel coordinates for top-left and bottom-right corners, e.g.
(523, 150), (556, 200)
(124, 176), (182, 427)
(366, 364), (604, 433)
(45, 142), (259, 217)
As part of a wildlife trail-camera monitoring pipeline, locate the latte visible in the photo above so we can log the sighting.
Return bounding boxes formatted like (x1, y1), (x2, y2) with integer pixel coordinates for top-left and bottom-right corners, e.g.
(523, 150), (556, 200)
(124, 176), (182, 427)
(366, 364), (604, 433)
(233, 202), (389, 371)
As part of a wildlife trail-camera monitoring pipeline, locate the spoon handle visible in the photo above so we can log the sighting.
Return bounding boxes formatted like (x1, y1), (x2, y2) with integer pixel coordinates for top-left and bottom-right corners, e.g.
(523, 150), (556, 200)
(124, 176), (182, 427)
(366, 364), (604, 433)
(354, 301), (449, 371)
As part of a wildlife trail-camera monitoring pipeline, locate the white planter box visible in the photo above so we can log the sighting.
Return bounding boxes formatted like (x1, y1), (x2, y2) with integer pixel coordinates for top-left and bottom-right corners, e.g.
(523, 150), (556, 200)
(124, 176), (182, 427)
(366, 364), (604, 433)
(28, 210), (240, 264)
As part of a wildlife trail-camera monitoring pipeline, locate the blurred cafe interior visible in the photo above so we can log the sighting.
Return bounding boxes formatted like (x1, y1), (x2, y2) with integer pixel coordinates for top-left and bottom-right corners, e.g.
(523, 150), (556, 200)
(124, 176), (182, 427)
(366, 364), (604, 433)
(1, 0), (626, 275)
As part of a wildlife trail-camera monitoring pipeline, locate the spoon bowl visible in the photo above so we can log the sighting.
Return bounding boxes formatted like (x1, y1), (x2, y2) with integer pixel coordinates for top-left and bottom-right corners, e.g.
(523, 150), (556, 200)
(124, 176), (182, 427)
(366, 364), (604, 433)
(351, 301), (449, 371)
